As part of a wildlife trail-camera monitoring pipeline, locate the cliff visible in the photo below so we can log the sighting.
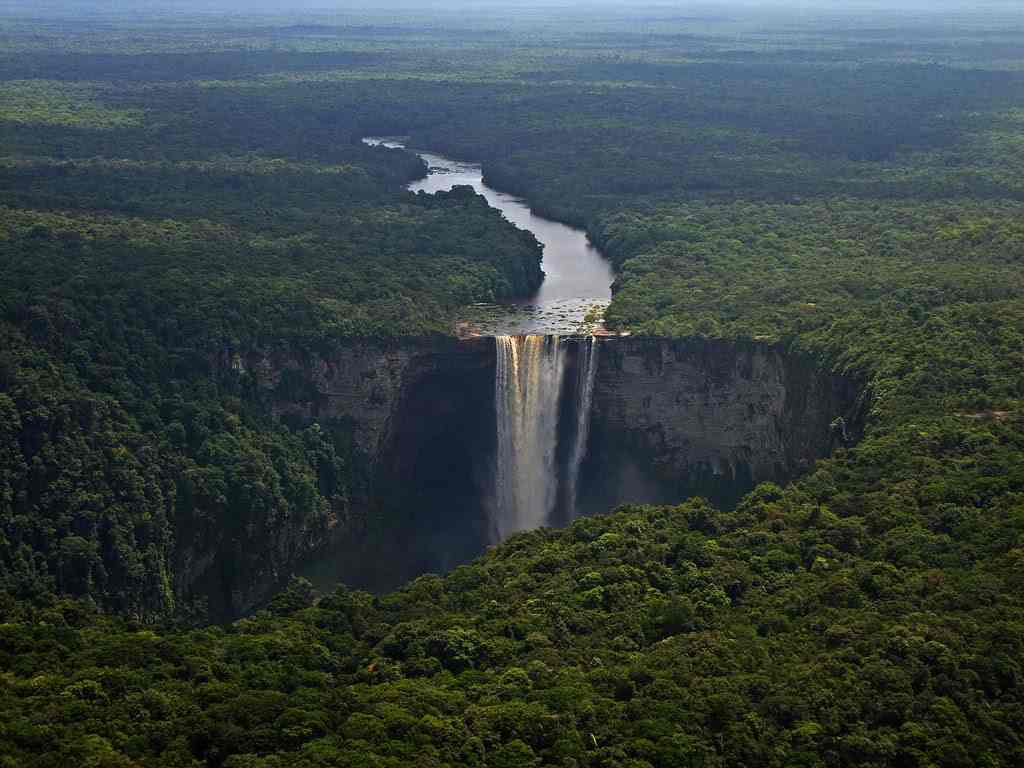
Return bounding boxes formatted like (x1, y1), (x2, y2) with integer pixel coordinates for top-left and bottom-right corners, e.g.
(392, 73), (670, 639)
(180, 337), (494, 617)
(181, 335), (862, 616)
(579, 336), (864, 512)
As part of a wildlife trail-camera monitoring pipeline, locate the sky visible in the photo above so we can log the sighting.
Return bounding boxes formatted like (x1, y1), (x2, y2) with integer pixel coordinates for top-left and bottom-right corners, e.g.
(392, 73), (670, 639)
(5, 0), (1024, 12)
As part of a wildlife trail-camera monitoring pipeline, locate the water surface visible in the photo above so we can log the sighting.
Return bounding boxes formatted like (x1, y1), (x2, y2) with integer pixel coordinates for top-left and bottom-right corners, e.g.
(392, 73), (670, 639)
(365, 137), (613, 334)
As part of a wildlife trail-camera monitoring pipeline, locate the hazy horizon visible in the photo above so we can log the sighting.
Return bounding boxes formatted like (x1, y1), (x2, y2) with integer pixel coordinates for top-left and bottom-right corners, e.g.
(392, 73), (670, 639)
(4, 0), (1024, 17)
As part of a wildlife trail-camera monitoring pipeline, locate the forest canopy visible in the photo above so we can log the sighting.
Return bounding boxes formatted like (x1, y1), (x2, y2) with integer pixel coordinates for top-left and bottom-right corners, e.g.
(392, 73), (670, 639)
(0, 5), (1023, 767)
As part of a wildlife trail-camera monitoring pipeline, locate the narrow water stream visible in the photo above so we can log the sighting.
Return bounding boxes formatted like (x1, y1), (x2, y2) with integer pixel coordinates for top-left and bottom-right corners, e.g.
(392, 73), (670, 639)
(364, 137), (614, 335)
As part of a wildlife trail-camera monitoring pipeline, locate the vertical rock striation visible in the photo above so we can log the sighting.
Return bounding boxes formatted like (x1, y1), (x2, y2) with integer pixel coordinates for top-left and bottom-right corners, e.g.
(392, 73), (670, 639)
(580, 336), (863, 513)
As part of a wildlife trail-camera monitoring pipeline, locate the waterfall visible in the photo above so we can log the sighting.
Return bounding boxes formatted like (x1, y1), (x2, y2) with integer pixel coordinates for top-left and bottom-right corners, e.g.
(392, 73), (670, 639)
(493, 335), (567, 540)
(565, 335), (599, 520)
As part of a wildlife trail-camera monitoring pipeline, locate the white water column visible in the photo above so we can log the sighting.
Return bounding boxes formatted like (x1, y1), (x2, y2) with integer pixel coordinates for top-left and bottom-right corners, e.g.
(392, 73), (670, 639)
(493, 335), (567, 540)
(565, 335), (599, 520)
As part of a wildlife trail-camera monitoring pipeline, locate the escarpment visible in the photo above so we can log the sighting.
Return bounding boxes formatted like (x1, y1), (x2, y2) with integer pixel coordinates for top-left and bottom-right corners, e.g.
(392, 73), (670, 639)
(180, 335), (863, 615)
(578, 337), (864, 515)
(182, 337), (495, 617)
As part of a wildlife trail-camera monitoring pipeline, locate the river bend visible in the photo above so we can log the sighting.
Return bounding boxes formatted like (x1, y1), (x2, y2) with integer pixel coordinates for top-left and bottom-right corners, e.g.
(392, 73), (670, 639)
(364, 137), (614, 335)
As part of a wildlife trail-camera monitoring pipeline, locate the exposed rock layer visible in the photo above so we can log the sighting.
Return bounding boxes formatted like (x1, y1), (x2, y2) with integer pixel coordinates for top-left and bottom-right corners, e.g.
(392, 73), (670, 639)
(580, 337), (863, 514)
(187, 335), (862, 616)
(184, 337), (492, 618)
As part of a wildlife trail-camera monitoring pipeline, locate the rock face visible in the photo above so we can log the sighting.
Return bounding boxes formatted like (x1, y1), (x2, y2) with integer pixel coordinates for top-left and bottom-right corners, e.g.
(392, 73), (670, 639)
(183, 334), (862, 616)
(297, 337), (498, 595)
(180, 337), (495, 618)
(578, 337), (863, 513)
(232, 338), (492, 458)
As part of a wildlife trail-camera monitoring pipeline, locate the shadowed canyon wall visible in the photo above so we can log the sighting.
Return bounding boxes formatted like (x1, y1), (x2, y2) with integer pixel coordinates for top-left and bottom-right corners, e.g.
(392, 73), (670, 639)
(190, 336), (863, 615)
(579, 337), (864, 515)
(189, 337), (493, 617)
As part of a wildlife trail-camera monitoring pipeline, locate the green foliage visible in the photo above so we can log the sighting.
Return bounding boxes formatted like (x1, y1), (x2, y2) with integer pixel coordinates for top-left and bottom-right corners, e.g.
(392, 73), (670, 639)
(0, 28), (544, 619)
(2, 7), (1024, 767)
(0, 493), (1021, 765)
(0, 80), (143, 129)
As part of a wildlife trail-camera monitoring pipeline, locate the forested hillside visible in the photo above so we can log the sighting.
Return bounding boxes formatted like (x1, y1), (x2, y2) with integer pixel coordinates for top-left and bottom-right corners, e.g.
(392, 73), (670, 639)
(1, 6), (1023, 766)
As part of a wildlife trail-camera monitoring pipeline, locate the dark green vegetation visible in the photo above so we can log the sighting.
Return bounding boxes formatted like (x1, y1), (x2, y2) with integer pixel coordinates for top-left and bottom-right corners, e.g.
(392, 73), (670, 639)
(0, 47), (544, 618)
(2, 5), (1024, 767)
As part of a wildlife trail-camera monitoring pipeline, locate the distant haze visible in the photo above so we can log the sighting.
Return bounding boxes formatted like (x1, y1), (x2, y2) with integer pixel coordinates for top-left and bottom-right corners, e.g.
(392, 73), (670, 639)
(4, 0), (1024, 15)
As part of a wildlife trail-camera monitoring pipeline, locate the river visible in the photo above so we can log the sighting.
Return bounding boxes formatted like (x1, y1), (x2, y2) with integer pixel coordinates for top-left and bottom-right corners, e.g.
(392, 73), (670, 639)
(364, 137), (614, 335)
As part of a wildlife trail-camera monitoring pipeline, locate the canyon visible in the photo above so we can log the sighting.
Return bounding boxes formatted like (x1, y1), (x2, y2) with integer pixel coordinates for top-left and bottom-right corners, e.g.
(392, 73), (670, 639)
(186, 334), (864, 616)
(174, 145), (864, 617)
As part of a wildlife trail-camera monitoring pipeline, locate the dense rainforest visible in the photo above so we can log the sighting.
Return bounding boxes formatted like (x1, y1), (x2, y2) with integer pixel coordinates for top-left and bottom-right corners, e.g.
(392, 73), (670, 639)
(1, 5), (1023, 767)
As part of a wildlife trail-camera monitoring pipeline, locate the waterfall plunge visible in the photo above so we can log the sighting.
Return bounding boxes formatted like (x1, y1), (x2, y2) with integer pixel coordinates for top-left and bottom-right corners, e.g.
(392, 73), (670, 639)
(565, 335), (599, 521)
(493, 334), (599, 541)
(494, 335), (566, 540)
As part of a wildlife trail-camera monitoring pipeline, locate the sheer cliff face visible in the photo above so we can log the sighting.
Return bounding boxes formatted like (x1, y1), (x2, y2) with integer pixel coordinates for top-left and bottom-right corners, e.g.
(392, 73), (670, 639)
(182, 338), (495, 618)
(579, 338), (862, 513)
(234, 341), (439, 458)
(186, 336), (860, 617)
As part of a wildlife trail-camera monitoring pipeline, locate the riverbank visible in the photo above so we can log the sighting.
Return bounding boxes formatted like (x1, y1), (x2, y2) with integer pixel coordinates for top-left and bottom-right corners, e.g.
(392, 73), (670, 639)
(364, 137), (615, 335)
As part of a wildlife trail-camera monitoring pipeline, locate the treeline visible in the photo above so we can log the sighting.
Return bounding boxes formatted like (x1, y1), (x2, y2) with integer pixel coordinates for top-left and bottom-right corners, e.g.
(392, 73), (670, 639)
(1, 483), (1020, 766)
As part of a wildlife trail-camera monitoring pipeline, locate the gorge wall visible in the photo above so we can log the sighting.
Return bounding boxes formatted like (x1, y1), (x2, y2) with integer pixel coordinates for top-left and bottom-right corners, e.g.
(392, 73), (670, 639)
(184, 337), (493, 618)
(580, 337), (864, 515)
(188, 335), (863, 616)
